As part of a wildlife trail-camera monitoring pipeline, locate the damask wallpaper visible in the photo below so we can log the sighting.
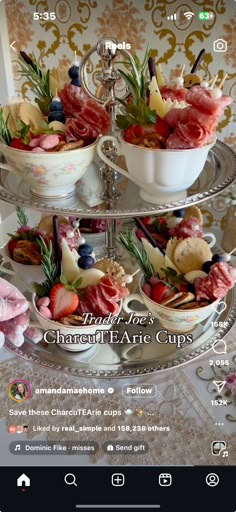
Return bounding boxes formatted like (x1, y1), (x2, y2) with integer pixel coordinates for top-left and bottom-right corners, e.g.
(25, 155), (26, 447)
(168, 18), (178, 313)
(5, 0), (236, 149)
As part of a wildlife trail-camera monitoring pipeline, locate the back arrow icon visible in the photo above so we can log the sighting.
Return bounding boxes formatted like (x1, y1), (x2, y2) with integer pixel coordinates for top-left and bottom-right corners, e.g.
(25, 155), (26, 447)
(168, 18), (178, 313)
(10, 41), (16, 51)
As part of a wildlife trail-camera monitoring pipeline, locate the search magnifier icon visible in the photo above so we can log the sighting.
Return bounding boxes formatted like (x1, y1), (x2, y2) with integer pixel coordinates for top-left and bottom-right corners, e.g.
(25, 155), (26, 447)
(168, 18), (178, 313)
(64, 473), (77, 486)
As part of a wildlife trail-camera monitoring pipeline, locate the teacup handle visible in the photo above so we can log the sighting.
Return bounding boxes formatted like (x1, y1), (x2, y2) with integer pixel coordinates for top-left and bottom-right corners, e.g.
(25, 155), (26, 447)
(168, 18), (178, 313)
(0, 258), (14, 275)
(97, 135), (141, 187)
(123, 293), (150, 317)
(0, 162), (19, 175)
(203, 232), (216, 248)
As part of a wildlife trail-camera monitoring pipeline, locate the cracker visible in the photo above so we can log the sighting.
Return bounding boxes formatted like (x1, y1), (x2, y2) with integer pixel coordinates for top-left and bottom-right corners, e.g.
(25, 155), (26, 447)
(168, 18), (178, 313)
(165, 237), (179, 263)
(58, 140), (84, 151)
(173, 238), (212, 273)
(184, 206), (203, 224)
(18, 102), (44, 131)
(9, 103), (20, 126)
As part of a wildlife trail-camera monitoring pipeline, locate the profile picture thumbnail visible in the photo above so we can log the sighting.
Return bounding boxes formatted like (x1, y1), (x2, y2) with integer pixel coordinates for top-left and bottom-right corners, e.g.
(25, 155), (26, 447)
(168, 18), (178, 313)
(8, 380), (32, 403)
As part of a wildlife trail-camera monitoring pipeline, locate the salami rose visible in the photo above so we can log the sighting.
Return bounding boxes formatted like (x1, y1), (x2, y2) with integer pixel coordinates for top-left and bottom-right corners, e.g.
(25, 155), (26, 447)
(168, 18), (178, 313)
(186, 86), (232, 115)
(160, 86), (187, 102)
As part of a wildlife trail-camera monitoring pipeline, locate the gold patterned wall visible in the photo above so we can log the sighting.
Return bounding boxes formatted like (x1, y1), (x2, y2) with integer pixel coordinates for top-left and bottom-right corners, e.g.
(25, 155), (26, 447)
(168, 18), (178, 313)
(5, 0), (236, 149)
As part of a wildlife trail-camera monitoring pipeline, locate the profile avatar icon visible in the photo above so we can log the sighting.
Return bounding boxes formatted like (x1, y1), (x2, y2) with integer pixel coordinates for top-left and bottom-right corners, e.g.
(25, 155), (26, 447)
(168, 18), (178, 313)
(8, 380), (32, 403)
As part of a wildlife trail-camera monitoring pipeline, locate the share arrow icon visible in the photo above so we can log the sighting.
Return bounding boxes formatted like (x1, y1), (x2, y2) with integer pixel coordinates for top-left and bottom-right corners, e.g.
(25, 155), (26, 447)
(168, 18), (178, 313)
(213, 380), (226, 393)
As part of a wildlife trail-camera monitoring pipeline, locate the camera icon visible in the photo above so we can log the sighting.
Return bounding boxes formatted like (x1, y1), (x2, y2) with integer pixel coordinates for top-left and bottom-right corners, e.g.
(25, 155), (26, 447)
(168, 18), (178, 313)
(213, 38), (227, 52)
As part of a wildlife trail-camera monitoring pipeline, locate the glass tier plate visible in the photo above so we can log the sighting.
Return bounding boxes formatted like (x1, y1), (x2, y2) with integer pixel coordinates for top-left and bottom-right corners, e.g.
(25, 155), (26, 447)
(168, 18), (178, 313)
(0, 141), (236, 218)
(4, 287), (236, 378)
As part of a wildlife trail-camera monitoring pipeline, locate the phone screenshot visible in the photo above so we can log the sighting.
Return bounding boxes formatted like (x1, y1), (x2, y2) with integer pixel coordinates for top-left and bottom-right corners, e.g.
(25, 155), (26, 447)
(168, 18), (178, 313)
(0, 0), (236, 510)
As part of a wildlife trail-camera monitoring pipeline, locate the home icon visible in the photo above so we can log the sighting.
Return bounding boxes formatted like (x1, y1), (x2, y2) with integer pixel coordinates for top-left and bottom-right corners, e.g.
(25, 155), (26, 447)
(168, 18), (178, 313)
(17, 473), (30, 487)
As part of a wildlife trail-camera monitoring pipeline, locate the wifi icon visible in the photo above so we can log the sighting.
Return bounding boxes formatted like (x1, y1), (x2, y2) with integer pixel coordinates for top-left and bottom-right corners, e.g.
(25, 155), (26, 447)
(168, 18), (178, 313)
(184, 11), (194, 19)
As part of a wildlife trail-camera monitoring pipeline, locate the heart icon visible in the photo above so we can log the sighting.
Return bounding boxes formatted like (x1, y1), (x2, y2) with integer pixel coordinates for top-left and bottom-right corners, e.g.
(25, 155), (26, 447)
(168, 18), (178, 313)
(212, 300), (227, 315)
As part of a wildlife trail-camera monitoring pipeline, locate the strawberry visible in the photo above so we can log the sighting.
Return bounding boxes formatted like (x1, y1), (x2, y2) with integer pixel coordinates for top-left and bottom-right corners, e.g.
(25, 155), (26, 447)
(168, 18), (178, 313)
(134, 124), (155, 138)
(151, 282), (171, 304)
(49, 284), (79, 320)
(124, 125), (137, 143)
(8, 239), (19, 256)
(10, 138), (31, 151)
(155, 116), (170, 139)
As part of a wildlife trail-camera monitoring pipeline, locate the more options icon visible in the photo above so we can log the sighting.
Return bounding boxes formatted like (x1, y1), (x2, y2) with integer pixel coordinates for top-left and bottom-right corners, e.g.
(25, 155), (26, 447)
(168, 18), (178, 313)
(159, 473), (172, 487)
(213, 38), (227, 52)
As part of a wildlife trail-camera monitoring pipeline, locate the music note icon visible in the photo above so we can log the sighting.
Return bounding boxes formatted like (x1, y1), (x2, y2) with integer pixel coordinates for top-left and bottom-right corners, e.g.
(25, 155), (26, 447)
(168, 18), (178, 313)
(14, 444), (21, 451)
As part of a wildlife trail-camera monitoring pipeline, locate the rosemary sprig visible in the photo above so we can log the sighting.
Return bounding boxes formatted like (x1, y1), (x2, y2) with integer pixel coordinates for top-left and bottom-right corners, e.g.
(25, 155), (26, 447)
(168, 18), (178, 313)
(119, 231), (155, 281)
(16, 207), (29, 226)
(34, 237), (58, 298)
(0, 108), (12, 145)
(17, 52), (52, 113)
(18, 51), (52, 99)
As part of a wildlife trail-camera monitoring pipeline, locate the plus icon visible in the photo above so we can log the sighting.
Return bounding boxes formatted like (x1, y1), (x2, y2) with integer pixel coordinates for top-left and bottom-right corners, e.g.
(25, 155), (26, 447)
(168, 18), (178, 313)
(111, 473), (125, 487)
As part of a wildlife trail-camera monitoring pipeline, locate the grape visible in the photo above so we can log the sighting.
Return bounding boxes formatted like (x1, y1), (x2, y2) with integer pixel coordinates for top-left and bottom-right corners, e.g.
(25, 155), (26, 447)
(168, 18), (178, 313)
(77, 244), (93, 257)
(202, 261), (213, 273)
(78, 256), (95, 269)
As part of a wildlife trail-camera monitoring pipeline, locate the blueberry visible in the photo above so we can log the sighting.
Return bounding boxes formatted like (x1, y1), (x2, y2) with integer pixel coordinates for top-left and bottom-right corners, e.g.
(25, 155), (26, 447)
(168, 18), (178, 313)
(71, 78), (81, 87)
(49, 100), (63, 112)
(48, 111), (66, 124)
(78, 256), (95, 269)
(212, 254), (225, 263)
(68, 65), (79, 80)
(174, 208), (185, 218)
(202, 260), (213, 273)
(77, 244), (93, 257)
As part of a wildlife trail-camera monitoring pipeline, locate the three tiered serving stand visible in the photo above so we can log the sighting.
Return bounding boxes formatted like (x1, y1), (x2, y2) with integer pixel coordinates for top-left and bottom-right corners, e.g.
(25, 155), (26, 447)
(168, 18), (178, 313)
(1, 39), (236, 377)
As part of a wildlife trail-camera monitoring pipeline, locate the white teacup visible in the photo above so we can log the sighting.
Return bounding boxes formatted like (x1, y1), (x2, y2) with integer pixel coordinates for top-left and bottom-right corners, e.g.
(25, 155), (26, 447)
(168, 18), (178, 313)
(0, 244), (44, 287)
(97, 134), (215, 204)
(123, 275), (219, 332)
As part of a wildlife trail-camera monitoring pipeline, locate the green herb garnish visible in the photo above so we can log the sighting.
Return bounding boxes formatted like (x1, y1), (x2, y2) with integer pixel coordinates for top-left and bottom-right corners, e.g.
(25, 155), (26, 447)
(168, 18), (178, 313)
(116, 47), (156, 129)
(118, 231), (155, 281)
(17, 52), (52, 114)
(34, 237), (58, 297)
(0, 108), (12, 145)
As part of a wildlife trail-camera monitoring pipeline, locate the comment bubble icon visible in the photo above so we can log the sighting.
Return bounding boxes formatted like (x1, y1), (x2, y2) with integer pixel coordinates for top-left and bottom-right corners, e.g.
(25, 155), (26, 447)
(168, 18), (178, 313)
(212, 339), (227, 355)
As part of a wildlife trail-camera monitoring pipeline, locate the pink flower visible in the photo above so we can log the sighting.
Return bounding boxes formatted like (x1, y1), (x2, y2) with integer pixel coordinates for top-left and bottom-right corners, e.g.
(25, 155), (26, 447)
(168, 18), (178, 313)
(225, 372), (236, 396)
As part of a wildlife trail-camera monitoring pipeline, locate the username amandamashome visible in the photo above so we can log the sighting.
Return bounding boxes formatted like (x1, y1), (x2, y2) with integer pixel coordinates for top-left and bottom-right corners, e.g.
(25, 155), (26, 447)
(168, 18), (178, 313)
(43, 329), (193, 346)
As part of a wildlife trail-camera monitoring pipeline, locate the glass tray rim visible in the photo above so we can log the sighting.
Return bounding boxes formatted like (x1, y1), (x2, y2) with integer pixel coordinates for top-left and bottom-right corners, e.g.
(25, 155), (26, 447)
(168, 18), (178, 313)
(0, 140), (236, 218)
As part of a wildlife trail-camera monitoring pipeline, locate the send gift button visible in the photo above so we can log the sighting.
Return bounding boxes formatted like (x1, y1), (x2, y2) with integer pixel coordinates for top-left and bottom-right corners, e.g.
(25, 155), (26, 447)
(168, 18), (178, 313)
(122, 384), (157, 398)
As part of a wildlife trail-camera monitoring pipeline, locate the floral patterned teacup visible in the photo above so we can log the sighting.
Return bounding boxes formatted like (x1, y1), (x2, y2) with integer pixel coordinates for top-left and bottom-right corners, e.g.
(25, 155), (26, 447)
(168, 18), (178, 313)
(0, 140), (97, 198)
(123, 275), (219, 332)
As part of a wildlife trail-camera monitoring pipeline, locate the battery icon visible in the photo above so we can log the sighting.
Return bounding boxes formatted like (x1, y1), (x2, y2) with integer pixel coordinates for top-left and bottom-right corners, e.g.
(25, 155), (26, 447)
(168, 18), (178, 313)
(198, 11), (214, 20)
